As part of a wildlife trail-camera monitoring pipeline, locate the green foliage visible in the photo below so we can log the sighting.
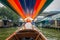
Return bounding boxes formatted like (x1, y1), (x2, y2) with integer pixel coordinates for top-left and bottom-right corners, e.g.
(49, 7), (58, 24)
(0, 7), (19, 22)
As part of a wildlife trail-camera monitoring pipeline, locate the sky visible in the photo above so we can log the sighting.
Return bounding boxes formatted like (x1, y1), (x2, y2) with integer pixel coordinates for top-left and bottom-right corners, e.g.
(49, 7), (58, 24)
(0, 3), (4, 7)
(0, 0), (60, 12)
(44, 0), (60, 12)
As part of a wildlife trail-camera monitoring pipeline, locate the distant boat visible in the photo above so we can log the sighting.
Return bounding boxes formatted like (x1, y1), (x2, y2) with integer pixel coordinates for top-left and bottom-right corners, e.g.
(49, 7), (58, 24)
(6, 25), (47, 40)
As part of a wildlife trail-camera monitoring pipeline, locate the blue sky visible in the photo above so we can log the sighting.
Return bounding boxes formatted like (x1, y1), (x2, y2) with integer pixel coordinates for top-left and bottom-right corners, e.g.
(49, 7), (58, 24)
(0, 0), (60, 12)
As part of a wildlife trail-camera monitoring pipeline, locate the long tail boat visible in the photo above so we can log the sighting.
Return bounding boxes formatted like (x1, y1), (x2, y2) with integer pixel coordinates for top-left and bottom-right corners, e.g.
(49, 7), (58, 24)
(6, 24), (47, 40)
(0, 0), (53, 40)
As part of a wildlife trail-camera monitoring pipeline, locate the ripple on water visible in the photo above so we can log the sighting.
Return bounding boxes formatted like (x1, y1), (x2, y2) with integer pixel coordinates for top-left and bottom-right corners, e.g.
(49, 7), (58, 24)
(47, 37), (57, 40)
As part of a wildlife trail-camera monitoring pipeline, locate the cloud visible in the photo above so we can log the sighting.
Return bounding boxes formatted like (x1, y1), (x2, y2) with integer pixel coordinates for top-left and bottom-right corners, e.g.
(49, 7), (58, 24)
(0, 3), (4, 7)
(44, 0), (60, 11)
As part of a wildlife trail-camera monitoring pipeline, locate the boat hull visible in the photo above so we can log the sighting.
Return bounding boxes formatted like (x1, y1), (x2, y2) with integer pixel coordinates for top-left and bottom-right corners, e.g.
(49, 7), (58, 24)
(6, 28), (47, 40)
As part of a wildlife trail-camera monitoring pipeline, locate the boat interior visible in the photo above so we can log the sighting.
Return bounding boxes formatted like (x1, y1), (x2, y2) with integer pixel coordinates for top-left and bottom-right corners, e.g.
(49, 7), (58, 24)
(6, 29), (47, 40)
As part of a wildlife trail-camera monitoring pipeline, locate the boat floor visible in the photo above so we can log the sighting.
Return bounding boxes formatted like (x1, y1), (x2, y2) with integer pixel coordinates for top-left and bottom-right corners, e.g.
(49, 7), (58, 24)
(6, 27), (47, 40)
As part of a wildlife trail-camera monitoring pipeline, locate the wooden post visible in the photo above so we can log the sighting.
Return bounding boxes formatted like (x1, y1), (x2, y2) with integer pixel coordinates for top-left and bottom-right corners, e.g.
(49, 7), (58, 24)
(55, 20), (57, 28)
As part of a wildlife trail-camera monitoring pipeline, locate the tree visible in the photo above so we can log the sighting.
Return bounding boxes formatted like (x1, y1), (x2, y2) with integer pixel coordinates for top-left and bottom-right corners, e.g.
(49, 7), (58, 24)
(0, 7), (19, 22)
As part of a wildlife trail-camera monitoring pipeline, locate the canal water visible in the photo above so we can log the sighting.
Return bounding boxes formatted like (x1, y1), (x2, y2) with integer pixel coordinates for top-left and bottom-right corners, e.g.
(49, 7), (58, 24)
(0, 27), (60, 40)
(39, 27), (60, 40)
